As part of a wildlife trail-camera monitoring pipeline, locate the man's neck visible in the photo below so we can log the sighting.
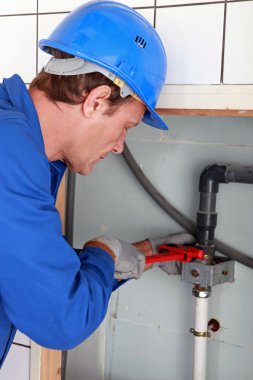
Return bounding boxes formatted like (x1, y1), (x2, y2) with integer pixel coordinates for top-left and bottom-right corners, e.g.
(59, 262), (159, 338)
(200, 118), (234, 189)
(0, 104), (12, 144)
(29, 88), (68, 162)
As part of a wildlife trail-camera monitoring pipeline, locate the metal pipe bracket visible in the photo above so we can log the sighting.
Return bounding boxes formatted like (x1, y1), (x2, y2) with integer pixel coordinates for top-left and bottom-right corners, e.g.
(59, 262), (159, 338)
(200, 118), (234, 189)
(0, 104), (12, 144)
(189, 328), (211, 338)
(181, 258), (234, 286)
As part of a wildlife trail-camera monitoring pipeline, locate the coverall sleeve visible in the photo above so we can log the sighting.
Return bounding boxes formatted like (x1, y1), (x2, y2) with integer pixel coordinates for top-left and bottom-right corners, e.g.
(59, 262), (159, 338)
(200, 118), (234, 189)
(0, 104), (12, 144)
(0, 119), (115, 349)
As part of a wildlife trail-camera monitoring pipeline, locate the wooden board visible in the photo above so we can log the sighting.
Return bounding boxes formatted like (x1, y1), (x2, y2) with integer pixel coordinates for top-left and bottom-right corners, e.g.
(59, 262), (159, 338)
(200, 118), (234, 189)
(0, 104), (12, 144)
(156, 108), (253, 117)
(31, 176), (66, 380)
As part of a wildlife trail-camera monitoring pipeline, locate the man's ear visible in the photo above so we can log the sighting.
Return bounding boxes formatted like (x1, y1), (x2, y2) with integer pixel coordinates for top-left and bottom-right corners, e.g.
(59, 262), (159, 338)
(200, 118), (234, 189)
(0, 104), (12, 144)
(82, 85), (112, 118)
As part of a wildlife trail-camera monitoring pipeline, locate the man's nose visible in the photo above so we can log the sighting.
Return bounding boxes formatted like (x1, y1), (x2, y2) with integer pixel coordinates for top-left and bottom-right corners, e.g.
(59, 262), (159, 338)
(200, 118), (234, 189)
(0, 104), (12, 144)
(112, 129), (126, 154)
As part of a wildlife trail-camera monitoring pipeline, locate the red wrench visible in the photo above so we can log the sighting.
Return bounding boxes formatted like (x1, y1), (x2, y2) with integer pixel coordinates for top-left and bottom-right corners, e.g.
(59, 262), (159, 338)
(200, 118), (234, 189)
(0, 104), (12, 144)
(145, 245), (204, 264)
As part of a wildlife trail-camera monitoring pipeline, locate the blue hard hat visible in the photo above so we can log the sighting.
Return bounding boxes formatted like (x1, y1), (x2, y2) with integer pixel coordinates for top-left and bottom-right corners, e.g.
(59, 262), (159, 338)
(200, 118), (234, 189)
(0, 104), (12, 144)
(39, 0), (168, 130)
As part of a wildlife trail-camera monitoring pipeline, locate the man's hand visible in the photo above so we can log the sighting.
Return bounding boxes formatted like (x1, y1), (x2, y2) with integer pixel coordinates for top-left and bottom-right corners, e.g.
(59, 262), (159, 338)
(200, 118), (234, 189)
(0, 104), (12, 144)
(132, 240), (153, 271)
(135, 232), (195, 275)
(84, 232), (195, 279)
(84, 236), (145, 280)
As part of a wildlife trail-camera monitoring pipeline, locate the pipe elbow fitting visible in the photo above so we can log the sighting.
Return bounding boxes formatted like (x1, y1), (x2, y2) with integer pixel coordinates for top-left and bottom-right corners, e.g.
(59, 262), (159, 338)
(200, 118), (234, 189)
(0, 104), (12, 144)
(199, 164), (227, 193)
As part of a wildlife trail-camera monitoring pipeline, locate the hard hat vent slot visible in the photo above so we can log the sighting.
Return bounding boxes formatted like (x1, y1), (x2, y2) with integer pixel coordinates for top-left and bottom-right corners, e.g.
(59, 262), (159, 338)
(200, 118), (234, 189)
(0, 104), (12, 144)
(135, 36), (147, 49)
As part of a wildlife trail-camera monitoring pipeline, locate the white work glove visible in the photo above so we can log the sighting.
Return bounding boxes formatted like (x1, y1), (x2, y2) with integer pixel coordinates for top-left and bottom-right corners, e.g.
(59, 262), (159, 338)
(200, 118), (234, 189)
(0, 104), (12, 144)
(85, 236), (145, 280)
(148, 233), (195, 275)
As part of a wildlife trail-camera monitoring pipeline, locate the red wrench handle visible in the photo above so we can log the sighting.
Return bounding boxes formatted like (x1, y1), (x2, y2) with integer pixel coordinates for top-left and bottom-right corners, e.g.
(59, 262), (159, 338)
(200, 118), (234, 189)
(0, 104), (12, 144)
(146, 252), (186, 264)
(145, 245), (204, 264)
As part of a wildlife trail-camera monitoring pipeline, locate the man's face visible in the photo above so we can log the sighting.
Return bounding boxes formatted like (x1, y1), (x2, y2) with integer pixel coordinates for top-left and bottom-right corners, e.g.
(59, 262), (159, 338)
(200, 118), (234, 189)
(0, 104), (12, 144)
(65, 99), (146, 175)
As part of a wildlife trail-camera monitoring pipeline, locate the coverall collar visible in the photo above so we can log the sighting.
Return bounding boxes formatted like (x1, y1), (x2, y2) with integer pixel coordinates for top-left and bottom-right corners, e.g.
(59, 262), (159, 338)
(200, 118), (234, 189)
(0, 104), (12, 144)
(3, 74), (44, 151)
(2, 75), (67, 195)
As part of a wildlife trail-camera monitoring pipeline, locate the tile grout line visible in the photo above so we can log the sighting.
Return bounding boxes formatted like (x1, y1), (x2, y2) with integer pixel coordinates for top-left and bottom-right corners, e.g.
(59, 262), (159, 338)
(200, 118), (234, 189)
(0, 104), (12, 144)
(220, 0), (227, 83)
(0, 0), (252, 17)
(36, 0), (39, 75)
(154, 0), (157, 28)
(0, 11), (69, 17)
(12, 342), (31, 349)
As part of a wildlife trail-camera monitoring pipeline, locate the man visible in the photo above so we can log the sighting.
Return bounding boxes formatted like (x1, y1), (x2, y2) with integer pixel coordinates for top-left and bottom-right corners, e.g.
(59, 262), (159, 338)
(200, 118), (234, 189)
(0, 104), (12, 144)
(0, 0), (192, 367)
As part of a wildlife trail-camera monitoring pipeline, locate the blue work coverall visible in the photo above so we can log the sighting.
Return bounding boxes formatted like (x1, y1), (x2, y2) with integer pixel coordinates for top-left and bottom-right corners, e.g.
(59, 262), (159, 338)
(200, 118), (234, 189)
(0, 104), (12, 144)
(0, 75), (116, 367)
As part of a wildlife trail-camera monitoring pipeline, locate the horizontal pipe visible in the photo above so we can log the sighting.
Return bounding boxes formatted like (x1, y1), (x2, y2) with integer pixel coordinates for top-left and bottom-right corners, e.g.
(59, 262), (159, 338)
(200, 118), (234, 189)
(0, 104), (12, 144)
(199, 164), (253, 193)
(226, 165), (253, 185)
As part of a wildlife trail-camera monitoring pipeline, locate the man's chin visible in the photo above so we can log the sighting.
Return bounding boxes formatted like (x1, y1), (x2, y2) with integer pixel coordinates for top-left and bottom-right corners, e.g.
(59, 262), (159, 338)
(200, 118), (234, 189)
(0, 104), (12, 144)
(78, 163), (95, 176)
(66, 165), (90, 176)
(67, 159), (100, 176)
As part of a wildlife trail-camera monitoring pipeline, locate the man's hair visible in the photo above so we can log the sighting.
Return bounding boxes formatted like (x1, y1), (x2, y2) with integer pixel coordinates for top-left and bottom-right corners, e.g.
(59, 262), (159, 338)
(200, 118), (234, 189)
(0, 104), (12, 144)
(30, 49), (131, 107)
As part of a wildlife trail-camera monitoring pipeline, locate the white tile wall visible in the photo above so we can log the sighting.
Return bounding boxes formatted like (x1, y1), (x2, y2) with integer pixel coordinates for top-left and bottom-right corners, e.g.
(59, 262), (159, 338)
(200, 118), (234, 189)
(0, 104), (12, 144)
(0, 16), (36, 83)
(157, 0), (220, 4)
(223, 1), (253, 84)
(156, 4), (224, 84)
(37, 13), (68, 72)
(136, 8), (154, 26)
(0, 0), (36, 15)
(156, 0), (220, 6)
(0, 345), (30, 380)
(38, 0), (154, 13)
(117, 0), (154, 6)
(38, 0), (88, 13)
(14, 331), (30, 347)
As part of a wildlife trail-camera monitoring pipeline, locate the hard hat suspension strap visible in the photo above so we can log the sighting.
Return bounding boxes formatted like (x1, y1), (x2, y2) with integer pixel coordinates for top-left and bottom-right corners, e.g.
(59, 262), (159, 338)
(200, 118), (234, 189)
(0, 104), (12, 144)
(44, 57), (143, 104)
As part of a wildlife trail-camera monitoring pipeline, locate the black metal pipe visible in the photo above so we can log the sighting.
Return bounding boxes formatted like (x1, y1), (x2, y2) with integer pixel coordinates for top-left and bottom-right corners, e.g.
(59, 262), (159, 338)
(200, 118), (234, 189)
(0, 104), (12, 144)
(226, 165), (253, 185)
(197, 164), (253, 263)
(65, 169), (76, 246)
(197, 165), (227, 252)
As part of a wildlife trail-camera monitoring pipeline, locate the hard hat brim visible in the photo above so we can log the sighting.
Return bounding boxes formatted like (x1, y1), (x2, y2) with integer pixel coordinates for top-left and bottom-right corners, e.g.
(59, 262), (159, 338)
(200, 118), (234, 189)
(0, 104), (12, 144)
(143, 108), (169, 130)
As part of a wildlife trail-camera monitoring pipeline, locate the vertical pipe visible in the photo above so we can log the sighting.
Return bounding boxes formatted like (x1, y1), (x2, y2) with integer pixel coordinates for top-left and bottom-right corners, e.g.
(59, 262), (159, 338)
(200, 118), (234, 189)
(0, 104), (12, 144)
(193, 297), (209, 380)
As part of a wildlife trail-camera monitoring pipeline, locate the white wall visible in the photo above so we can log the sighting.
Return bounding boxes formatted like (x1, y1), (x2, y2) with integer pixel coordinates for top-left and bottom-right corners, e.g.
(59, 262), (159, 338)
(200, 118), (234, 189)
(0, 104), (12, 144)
(70, 116), (253, 380)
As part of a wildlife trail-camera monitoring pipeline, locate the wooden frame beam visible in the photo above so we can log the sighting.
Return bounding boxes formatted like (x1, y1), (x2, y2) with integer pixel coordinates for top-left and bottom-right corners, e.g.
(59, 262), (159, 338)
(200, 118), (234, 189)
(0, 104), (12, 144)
(31, 176), (66, 380)
(156, 108), (253, 117)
